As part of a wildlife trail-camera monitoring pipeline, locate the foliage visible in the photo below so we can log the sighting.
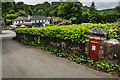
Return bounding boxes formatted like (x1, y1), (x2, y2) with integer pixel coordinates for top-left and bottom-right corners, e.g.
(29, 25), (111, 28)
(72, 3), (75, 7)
(57, 2), (82, 23)
(46, 24), (53, 26)
(15, 34), (120, 75)
(88, 2), (99, 23)
(37, 9), (43, 15)
(6, 13), (18, 19)
(15, 24), (89, 43)
(2, 2), (14, 15)
(15, 23), (120, 44)
(2, 1), (120, 26)
(17, 10), (28, 16)
(8, 10), (16, 14)
(114, 6), (120, 13)
(57, 23), (65, 26)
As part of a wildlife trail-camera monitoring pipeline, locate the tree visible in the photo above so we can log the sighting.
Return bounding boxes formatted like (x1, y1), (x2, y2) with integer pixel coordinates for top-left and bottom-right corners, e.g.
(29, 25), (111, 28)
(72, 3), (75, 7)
(114, 6), (120, 13)
(81, 12), (89, 23)
(8, 10), (15, 14)
(57, 2), (82, 23)
(17, 10), (27, 16)
(28, 9), (33, 16)
(37, 9), (43, 15)
(2, 2), (14, 14)
(6, 13), (18, 19)
(16, 2), (25, 10)
(114, 6), (120, 18)
(88, 2), (98, 23)
(59, 0), (63, 2)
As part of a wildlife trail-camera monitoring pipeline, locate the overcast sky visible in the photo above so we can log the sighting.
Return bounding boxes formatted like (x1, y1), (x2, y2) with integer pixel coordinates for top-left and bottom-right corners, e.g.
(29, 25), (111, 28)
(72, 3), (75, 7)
(15, 0), (120, 10)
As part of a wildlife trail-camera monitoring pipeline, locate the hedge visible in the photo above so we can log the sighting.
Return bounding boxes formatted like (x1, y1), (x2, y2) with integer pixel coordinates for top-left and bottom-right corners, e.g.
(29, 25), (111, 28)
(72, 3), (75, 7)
(15, 23), (120, 75)
(15, 24), (89, 43)
(15, 34), (120, 75)
(15, 23), (120, 43)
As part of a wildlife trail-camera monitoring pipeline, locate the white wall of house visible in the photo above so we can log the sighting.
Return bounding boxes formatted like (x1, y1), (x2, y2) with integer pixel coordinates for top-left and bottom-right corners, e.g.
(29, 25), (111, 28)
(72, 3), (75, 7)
(13, 19), (50, 27)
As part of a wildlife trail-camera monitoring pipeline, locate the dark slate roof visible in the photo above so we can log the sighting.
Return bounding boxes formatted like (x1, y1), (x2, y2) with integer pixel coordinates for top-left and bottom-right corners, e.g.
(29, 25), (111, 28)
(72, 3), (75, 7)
(87, 27), (107, 37)
(30, 15), (49, 20)
(13, 15), (49, 21)
(16, 23), (33, 26)
(13, 16), (28, 21)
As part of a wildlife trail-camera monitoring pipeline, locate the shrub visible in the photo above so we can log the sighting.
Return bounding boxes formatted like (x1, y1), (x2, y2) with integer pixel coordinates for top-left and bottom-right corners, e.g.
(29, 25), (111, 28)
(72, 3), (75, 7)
(15, 23), (120, 44)
(46, 24), (53, 26)
(15, 24), (89, 43)
(14, 35), (120, 75)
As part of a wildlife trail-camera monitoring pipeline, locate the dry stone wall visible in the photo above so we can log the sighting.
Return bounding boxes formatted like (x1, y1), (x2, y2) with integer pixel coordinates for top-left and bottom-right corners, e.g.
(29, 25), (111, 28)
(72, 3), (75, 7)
(16, 34), (85, 55)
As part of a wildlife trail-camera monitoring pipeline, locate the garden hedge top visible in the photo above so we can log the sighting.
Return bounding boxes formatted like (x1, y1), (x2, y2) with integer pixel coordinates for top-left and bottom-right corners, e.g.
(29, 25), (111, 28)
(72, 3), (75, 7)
(15, 23), (120, 43)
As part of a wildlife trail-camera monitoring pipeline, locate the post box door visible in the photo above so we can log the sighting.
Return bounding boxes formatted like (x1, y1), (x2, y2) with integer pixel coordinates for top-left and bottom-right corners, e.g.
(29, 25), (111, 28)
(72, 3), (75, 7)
(88, 39), (100, 60)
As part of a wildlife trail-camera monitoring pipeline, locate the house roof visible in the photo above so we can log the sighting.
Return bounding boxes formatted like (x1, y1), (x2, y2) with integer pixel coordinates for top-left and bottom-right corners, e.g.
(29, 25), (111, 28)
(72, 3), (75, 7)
(13, 15), (49, 21)
(30, 15), (49, 20)
(16, 23), (33, 26)
(14, 16), (28, 21)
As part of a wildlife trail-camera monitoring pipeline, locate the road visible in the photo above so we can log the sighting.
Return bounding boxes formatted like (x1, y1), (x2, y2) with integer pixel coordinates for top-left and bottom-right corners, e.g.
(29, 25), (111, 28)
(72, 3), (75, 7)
(2, 30), (118, 78)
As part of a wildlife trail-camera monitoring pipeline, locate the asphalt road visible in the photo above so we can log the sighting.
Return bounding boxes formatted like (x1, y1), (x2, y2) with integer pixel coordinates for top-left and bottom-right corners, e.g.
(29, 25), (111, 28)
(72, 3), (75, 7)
(2, 30), (118, 78)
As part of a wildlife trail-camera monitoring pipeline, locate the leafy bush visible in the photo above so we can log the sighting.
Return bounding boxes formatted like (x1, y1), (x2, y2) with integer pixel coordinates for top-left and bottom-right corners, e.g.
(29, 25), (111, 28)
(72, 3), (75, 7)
(46, 24), (53, 26)
(15, 24), (89, 43)
(57, 23), (64, 26)
(15, 23), (120, 44)
(6, 13), (18, 19)
(15, 35), (120, 75)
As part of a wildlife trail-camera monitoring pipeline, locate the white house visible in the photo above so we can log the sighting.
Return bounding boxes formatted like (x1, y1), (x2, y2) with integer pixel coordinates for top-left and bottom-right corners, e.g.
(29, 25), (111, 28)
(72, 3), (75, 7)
(13, 15), (50, 28)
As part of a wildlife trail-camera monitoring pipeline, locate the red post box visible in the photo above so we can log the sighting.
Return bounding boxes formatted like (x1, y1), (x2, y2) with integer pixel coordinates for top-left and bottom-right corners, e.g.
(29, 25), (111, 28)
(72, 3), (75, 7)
(88, 39), (100, 60)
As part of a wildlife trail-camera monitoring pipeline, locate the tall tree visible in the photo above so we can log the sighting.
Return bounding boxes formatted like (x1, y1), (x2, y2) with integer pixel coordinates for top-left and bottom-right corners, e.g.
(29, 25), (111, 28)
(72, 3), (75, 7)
(57, 2), (82, 23)
(88, 2), (98, 23)
(59, 0), (63, 2)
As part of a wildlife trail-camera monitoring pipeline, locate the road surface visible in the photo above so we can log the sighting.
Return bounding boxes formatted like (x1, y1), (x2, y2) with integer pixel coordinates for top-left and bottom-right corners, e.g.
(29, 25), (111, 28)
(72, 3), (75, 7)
(2, 30), (118, 78)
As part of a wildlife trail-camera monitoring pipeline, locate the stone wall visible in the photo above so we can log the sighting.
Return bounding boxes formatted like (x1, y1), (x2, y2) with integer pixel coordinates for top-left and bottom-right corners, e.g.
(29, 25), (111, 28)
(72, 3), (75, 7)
(103, 40), (120, 64)
(41, 37), (85, 55)
(85, 34), (120, 64)
(16, 34), (85, 55)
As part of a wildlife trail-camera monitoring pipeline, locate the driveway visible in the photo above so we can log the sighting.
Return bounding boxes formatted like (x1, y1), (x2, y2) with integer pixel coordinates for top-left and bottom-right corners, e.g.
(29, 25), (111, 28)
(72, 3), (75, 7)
(2, 30), (118, 78)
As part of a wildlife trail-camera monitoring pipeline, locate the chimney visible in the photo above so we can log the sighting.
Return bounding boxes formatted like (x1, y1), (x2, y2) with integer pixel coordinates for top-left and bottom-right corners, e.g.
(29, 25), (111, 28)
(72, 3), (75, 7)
(28, 15), (31, 20)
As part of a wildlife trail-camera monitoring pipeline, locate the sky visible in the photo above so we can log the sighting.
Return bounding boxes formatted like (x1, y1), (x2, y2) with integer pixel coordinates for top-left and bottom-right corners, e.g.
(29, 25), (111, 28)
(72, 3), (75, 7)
(14, 0), (120, 10)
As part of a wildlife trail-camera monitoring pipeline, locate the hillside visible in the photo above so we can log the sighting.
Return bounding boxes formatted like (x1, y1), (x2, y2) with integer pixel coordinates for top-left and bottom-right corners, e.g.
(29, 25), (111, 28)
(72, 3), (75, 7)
(2, 2), (120, 26)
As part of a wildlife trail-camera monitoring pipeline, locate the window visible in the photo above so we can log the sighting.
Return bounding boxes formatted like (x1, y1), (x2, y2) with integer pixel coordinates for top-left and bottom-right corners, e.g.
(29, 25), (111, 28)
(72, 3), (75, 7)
(37, 20), (39, 23)
(40, 20), (42, 22)
(25, 21), (31, 22)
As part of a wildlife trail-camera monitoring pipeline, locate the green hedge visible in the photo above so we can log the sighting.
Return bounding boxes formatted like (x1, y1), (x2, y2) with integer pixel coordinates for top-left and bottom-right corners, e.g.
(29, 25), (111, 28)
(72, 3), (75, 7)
(15, 24), (89, 43)
(15, 35), (120, 75)
(15, 23), (120, 43)
(15, 23), (120, 75)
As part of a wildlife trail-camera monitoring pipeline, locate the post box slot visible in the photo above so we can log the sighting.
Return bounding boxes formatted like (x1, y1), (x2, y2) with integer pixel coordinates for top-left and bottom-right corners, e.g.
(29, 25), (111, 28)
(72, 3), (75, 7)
(91, 41), (99, 44)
